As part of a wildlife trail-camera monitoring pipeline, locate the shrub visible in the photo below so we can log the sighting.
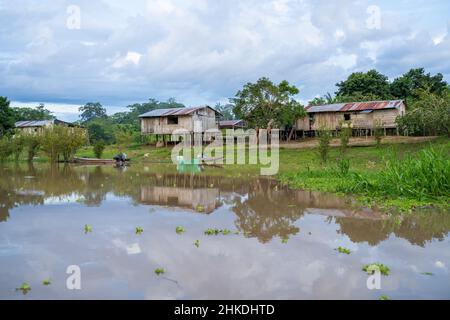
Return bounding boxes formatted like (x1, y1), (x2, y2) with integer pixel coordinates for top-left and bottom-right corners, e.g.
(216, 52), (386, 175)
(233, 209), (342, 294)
(396, 90), (450, 137)
(0, 135), (12, 162)
(93, 140), (106, 159)
(317, 127), (332, 163)
(24, 134), (41, 161)
(10, 133), (26, 161)
(339, 124), (352, 154)
(115, 127), (134, 151)
(373, 119), (383, 147)
(40, 126), (87, 162)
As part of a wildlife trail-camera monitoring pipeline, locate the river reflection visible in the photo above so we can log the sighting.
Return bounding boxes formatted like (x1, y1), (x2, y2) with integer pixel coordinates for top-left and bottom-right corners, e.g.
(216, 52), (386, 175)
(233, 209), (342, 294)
(0, 164), (449, 299)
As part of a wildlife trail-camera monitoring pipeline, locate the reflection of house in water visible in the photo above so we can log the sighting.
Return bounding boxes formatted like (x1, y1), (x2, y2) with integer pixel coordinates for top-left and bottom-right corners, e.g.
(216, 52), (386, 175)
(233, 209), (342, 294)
(140, 186), (220, 213)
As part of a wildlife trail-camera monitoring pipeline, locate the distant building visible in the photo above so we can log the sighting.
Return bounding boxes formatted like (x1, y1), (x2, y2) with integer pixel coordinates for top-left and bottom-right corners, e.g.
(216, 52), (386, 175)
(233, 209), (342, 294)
(296, 100), (406, 136)
(139, 106), (221, 136)
(219, 119), (247, 130)
(14, 119), (77, 134)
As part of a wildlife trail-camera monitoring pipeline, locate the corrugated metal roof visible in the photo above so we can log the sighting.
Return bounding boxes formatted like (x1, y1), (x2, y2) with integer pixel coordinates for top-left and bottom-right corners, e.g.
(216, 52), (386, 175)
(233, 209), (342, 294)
(219, 120), (245, 127)
(139, 105), (219, 118)
(306, 100), (404, 113)
(306, 103), (346, 113)
(15, 120), (54, 128)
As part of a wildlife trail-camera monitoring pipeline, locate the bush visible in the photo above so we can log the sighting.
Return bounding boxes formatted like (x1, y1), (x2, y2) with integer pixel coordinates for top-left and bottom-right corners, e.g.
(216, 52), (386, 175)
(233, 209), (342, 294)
(0, 135), (12, 162)
(115, 127), (134, 151)
(40, 126), (87, 162)
(396, 90), (450, 137)
(10, 132), (26, 161)
(317, 127), (332, 163)
(373, 119), (383, 147)
(24, 134), (41, 161)
(93, 140), (106, 158)
(339, 123), (352, 154)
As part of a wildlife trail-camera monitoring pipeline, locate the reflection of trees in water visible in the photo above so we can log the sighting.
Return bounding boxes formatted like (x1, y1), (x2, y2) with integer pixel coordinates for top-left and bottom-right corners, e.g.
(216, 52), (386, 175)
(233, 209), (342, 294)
(335, 211), (450, 247)
(1, 164), (449, 249)
(232, 179), (304, 243)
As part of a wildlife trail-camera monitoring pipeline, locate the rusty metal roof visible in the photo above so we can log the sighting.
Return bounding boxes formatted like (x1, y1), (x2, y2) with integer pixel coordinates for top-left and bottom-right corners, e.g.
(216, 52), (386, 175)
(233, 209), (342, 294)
(306, 100), (404, 113)
(139, 105), (220, 118)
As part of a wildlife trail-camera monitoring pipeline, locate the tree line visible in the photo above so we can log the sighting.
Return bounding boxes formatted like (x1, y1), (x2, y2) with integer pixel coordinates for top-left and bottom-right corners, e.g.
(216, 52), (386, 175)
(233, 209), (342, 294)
(0, 66), (449, 159)
(233, 68), (449, 137)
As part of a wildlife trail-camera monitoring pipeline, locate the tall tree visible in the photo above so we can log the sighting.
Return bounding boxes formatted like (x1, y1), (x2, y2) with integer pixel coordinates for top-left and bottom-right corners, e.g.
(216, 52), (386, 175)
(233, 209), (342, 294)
(336, 69), (391, 100)
(13, 103), (55, 121)
(390, 68), (448, 101)
(79, 102), (107, 123)
(0, 96), (15, 136)
(308, 93), (338, 106)
(232, 77), (305, 130)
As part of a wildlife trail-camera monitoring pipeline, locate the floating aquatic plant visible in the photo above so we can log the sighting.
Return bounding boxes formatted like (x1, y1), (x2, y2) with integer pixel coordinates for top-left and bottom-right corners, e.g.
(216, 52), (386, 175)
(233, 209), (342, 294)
(421, 272), (434, 276)
(362, 263), (390, 276)
(196, 205), (205, 212)
(176, 226), (185, 234)
(379, 295), (391, 300)
(194, 240), (200, 248)
(16, 282), (31, 294)
(135, 227), (144, 235)
(42, 279), (51, 286)
(336, 246), (351, 254)
(281, 237), (289, 244)
(154, 268), (165, 276)
(204, 228), (232, 236)
(84, 224), (92, 234)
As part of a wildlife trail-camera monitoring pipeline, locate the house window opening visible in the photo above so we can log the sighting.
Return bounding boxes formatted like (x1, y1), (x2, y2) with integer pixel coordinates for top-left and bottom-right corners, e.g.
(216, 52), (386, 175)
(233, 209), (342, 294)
(344, 114), (351, 121)
(168, 116), (178, 125)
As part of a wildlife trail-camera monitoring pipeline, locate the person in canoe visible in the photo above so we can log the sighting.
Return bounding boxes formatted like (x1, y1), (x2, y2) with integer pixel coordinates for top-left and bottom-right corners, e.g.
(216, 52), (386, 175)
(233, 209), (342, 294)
(113, 153), (128, 166)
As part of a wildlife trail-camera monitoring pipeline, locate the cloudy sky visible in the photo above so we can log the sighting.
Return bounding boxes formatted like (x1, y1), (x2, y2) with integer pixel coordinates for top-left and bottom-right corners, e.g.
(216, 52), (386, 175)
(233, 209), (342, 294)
(1, 0), (450, 121)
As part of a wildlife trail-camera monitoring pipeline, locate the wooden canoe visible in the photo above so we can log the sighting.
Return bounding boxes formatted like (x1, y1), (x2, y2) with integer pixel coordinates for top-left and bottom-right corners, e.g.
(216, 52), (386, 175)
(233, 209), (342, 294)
(72, 157), (127, 165)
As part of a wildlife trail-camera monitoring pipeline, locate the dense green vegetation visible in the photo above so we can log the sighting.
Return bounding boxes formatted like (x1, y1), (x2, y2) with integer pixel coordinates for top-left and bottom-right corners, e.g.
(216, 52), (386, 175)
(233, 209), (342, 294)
(311, 67), (448, 105)
(232, 77), (306, 130)
(277, 138), (450, 210)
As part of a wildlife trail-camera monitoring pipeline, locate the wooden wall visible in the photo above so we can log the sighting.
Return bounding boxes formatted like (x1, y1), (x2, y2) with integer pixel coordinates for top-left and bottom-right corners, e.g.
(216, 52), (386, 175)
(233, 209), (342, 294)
(296, 108), (403, 131)
(141, 107), (218, 134)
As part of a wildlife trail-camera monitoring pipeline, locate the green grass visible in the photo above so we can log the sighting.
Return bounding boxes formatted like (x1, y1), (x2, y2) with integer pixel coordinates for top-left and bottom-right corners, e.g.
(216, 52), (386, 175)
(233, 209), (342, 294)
(338, 148), (449, 199)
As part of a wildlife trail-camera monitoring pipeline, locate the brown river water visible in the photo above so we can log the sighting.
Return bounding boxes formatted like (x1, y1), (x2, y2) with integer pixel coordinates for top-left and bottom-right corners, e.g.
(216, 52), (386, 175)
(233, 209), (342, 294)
(0, 164), (449, 299)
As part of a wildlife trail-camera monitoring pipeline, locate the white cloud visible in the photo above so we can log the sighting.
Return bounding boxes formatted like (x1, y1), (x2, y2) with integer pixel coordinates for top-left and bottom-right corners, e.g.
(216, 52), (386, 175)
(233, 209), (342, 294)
(0, 0), (449, 108)
(113, 51), (142, 68)
(326, 53), (358, 70)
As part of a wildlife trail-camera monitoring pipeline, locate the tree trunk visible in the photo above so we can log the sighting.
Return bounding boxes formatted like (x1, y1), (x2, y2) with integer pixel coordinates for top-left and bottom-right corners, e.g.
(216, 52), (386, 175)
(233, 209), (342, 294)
(287, 127), (295, 142)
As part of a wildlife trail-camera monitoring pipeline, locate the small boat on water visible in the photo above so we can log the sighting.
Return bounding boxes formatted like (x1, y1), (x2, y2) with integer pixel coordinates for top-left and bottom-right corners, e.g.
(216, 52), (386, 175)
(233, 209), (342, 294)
(72, 157), (130, 165)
